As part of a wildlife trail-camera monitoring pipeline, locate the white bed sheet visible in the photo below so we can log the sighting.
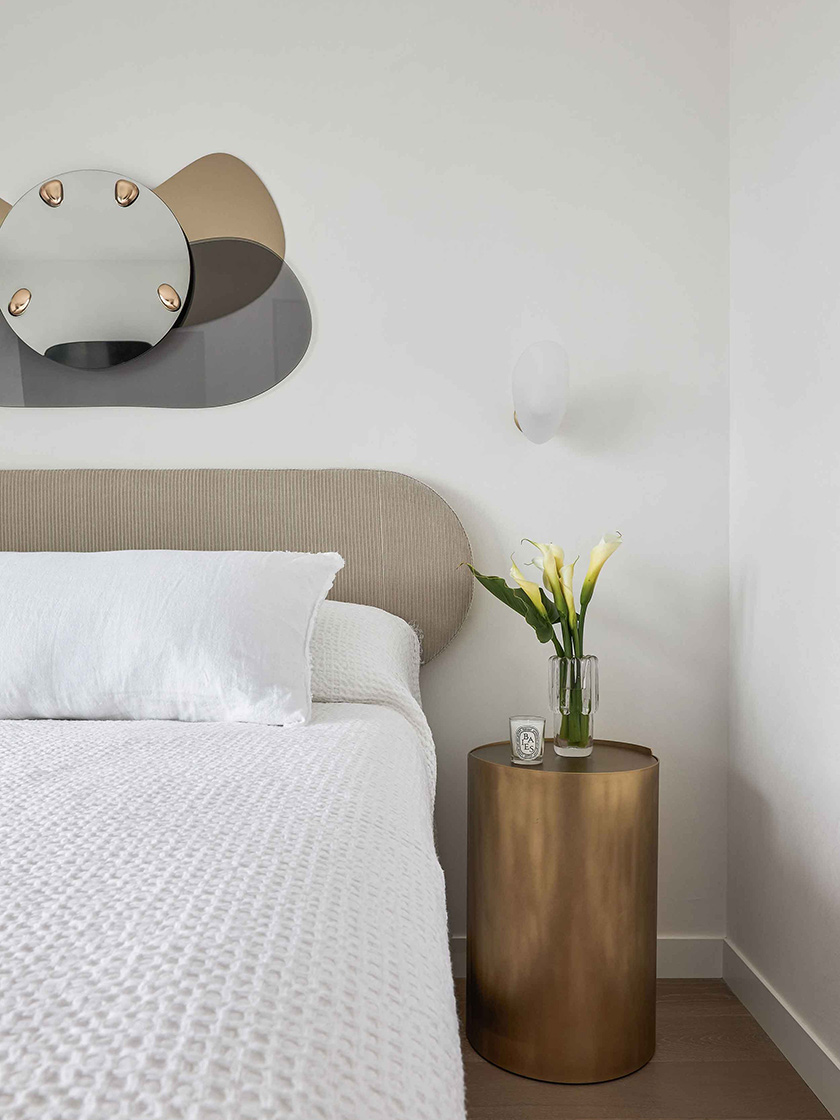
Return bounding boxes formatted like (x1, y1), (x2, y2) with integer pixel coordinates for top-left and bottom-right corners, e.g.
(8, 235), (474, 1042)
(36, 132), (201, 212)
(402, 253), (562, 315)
(0, 704), (465, 1120)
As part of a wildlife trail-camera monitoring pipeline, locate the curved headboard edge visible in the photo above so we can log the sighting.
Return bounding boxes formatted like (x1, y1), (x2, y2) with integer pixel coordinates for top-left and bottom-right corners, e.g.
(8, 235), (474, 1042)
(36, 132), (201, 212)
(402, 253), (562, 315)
(0, 467), (473, 662)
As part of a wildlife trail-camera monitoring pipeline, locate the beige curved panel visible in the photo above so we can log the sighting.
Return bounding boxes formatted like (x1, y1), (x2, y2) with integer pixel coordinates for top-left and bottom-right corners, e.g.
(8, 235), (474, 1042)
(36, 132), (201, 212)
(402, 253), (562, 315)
(153, 153), (285, 260)
(0, 468), (473, 662)
(0, 198), (10, 228)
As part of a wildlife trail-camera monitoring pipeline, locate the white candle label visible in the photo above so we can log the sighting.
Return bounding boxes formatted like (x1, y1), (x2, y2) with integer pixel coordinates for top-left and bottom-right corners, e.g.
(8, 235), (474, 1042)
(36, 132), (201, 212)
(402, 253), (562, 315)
(513, 725), (541, 760)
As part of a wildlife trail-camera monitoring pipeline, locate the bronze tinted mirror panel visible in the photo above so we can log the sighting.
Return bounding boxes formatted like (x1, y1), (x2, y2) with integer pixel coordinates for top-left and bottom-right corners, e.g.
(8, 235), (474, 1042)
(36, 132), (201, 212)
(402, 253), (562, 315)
(154, 154), (286, 260)
(155, 153), (289, 330)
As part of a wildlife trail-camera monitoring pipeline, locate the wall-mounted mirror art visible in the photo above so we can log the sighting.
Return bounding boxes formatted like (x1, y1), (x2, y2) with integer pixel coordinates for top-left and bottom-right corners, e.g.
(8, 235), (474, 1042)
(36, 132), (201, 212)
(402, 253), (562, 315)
(0, 154), (311, 407)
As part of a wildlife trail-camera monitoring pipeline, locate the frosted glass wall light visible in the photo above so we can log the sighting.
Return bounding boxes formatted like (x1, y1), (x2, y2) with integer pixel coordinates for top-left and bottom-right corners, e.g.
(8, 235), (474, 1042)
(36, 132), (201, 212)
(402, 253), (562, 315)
(512, 341), (570, 443)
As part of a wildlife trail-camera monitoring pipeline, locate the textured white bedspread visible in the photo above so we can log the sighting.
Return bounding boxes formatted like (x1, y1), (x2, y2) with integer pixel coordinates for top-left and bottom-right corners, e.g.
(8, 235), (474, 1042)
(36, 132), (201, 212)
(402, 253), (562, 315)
(0, 705), (465, 1120)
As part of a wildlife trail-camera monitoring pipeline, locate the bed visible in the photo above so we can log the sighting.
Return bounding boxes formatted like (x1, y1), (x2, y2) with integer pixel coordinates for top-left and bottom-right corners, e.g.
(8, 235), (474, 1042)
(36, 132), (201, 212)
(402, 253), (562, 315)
(0, 469), (472, 1120)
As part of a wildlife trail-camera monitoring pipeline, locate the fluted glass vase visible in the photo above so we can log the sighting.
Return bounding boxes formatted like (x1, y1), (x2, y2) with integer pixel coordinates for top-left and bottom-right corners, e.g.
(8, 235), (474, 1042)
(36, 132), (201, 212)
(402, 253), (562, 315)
(549, 655), (599, 757)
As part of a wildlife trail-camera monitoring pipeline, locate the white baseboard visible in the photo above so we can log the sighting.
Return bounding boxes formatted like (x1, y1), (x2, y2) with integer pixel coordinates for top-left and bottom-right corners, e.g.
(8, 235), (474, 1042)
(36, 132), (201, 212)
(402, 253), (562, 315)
(656, 935), (723, 977)
(449, 935), (724, 980)
(723, 941), (840, 1119)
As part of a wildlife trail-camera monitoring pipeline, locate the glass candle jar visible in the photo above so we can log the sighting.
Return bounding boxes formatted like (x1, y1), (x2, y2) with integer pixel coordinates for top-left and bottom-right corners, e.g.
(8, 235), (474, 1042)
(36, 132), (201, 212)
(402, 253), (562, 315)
(509, 716), (546, 765)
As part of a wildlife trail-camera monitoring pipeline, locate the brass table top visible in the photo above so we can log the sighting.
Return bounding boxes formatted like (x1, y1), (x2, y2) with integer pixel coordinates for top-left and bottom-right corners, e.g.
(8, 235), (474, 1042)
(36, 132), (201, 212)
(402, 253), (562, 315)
(470, 738), (658, 774)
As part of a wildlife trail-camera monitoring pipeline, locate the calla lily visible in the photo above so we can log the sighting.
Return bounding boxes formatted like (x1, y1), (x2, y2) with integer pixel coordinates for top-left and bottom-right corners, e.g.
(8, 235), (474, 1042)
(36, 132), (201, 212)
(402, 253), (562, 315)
(510, 557), (548, 618)
(559, 559), (578, 627)
(464, 530), (622, 664)
(580, 532), (622, 609)
(524, 540), (564, 600)
(528, 553), (554, 593)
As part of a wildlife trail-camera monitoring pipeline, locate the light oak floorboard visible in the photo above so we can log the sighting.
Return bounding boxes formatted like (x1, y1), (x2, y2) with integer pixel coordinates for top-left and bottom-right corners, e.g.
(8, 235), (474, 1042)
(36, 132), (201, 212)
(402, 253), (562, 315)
(455, 979), (830, 1120)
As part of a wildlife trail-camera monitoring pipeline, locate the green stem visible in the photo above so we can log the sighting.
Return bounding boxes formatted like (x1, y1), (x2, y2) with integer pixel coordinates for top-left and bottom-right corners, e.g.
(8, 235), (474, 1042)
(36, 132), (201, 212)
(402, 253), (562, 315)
(577, 604), (587, 655)
(559, 617), (572, 659)
(563, 687), (590, 749)
(579, 710), (590, 747)
(550, 630), (565, 658)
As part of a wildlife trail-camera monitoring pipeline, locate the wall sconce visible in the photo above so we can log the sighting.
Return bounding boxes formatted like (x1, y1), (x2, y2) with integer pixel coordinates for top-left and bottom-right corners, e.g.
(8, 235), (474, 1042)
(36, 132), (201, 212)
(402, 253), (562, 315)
(512, 341), (570, 443)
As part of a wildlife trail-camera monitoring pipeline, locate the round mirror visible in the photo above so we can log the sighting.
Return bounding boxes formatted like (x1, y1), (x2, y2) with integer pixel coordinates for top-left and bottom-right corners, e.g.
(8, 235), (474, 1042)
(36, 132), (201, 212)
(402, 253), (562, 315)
(0, 170), (191, 370)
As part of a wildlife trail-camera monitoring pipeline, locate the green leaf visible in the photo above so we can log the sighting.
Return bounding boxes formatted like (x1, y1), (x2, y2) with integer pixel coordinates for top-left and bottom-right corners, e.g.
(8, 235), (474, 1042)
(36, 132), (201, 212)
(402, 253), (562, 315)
(465, 565), (556, 644)
(465, 567), (527, 614)
(540, 588), (562, 625)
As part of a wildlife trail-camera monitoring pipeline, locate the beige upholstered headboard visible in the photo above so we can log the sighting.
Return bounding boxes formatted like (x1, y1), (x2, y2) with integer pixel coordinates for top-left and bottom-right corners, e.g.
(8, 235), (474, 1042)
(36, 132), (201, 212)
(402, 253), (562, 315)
(0, 469), (473, 662)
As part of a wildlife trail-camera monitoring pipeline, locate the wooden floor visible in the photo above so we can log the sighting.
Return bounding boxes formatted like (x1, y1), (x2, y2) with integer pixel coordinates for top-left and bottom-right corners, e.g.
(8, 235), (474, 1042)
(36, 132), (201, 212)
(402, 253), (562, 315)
(455, 979), (831, 1119)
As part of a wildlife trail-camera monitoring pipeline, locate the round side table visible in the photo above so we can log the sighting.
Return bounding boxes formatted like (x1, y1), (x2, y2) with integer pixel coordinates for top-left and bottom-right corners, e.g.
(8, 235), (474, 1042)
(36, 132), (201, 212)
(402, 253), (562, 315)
(466, 739), (659, 1084)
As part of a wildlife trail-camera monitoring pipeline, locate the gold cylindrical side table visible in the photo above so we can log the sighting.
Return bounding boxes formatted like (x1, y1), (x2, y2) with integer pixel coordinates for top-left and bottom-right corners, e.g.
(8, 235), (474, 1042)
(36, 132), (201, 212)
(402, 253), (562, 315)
(467, 740), (659, 1084)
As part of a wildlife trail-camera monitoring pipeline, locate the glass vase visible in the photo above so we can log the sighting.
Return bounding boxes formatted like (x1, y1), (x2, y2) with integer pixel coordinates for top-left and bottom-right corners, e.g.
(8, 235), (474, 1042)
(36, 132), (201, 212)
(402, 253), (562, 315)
(549, 655), (599, 757)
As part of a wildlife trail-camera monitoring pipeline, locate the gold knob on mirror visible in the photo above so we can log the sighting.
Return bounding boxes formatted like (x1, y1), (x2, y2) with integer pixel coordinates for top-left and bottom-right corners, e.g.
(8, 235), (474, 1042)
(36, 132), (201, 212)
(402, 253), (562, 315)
(39, 180), (63, 207)
(115, 179), (139, 207)
(8, 288), (31, 316)
(157, 283), (181, 312)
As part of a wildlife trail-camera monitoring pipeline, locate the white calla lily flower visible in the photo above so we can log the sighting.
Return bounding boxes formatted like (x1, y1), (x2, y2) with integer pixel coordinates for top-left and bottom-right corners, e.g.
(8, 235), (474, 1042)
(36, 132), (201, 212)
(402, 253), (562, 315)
(511, 557), (548, 617)
(580, 532), (622, 609)
(559, 559), (578, 627)
(524, 539), (564, 601)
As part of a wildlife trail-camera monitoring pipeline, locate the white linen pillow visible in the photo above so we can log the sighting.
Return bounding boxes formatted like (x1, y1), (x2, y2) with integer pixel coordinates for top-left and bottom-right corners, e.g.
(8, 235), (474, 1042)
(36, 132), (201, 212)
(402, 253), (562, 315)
(0, 550), (344, 725)
(310, 600), (422, 706)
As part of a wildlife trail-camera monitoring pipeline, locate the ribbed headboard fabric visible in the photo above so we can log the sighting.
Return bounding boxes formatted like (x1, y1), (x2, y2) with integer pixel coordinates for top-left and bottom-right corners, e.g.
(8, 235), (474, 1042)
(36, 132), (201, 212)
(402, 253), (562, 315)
(0, 468), (473, 662)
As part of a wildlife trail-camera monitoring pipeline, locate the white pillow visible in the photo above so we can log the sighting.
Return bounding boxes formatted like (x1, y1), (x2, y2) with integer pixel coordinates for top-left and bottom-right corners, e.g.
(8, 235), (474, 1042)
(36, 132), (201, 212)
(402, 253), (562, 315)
(0, 550), (344, 725)
(310, 600), (422, 706)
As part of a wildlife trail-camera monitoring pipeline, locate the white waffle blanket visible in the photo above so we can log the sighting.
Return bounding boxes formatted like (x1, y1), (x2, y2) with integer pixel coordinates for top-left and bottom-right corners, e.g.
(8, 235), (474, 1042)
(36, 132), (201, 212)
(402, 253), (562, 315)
(0, 704), (465, 1120)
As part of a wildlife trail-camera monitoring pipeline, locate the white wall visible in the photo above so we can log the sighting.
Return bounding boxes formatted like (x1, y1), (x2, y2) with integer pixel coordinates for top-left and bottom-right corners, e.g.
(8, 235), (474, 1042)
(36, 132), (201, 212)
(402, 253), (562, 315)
(0, 0), (729, 943)
(731, 0), (840, 1062)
